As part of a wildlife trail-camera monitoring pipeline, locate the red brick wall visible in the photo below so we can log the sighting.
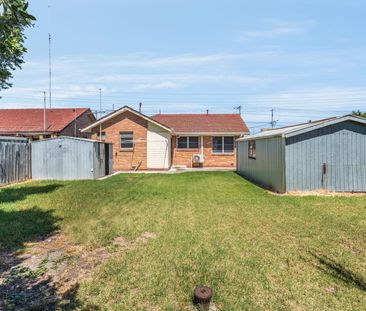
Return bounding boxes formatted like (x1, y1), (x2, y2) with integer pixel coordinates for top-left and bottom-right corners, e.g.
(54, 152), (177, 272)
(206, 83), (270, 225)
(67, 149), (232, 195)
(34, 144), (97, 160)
(61, 110), (95, 138)
(171, 136), (238, 168)
(91, 111), (148, 171)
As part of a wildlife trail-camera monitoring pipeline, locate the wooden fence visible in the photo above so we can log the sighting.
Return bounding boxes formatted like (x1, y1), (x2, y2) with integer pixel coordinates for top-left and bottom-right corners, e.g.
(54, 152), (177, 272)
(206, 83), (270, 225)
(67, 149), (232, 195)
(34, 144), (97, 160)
(0, 137), (31, 186)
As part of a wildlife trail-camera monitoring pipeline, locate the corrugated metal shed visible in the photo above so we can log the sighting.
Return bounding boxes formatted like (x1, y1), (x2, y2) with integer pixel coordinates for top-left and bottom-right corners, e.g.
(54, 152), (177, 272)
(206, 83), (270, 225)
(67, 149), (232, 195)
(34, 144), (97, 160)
(31, 137), (112, 180)
(237, 136), (285, 192)
(237, 115), (366, 192)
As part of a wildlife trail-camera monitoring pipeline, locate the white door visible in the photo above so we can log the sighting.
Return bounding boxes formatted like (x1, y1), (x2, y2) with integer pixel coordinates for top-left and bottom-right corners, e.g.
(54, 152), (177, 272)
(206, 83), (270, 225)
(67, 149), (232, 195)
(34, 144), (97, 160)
(147, 123), (171, 169)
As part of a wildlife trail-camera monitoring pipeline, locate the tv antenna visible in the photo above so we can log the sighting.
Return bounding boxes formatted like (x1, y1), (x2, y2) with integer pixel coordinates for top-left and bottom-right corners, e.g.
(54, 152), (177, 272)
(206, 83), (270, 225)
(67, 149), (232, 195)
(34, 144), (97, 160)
(234, 105), (242, 115)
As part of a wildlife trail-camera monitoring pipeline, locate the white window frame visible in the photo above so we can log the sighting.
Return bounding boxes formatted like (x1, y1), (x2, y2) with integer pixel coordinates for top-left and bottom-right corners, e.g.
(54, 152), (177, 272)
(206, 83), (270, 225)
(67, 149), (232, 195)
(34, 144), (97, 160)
(248, 140), (256, 159)
(176, 136), (200, 149)
(212, 136), (235, 154)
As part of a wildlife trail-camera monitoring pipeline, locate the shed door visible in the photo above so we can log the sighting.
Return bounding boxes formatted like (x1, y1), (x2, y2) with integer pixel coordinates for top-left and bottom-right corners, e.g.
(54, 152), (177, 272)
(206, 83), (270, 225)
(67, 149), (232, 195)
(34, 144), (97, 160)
(325, 130), (366, 192)
(327, 164), (366, 192)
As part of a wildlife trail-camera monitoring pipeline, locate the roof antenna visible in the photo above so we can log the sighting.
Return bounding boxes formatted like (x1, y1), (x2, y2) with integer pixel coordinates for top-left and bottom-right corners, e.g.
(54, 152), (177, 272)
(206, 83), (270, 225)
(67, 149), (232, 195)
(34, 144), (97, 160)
(48, 4), (52, 109)
(234, 105), (242, 115)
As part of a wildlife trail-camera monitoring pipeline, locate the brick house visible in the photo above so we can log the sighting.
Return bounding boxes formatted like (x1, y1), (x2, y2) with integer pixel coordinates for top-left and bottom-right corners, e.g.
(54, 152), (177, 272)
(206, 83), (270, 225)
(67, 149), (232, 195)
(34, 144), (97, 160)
(0, 108), (96, 140)
(82, 106), (249, 171)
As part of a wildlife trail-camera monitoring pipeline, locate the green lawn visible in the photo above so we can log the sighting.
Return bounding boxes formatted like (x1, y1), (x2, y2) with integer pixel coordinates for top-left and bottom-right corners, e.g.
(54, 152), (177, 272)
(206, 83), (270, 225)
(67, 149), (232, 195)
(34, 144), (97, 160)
(1, 172), (365, 310)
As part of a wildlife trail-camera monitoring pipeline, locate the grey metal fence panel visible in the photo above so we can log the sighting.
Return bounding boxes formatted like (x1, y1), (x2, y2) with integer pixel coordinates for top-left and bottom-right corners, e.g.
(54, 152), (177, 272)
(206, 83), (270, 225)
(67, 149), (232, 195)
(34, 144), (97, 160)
(0, 138), (31, 185)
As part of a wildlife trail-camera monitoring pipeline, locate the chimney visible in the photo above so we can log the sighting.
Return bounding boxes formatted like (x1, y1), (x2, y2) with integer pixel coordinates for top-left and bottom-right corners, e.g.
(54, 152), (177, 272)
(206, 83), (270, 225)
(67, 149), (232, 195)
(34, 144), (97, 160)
(139, 102), (142, 113)
(206, 109), (209, 115)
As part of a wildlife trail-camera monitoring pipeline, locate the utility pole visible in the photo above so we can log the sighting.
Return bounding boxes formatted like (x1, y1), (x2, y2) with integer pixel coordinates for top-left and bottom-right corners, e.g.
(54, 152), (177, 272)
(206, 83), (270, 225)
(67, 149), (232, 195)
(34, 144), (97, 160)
(48, 33), (52, 109)
(270, 109), (278, 128)
(43, 91), (47, 132)
(271, 109), (274, 128)
(99, 88), (102, 113)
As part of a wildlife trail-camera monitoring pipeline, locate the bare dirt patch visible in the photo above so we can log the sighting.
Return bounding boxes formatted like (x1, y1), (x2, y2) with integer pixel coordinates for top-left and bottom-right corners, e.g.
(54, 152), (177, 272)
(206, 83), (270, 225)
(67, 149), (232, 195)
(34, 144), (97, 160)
(268, 190), (366, 197)
(0, 231), (158, 310)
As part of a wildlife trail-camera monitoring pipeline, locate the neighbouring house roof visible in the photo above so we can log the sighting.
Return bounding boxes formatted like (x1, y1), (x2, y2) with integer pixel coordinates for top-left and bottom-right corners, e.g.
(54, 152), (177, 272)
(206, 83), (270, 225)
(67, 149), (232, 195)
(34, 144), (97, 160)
(0, 108), (93, 134)
(81, 106), (173, 133)
(238, 115), (366, 141)
(150, 113), (249, 134)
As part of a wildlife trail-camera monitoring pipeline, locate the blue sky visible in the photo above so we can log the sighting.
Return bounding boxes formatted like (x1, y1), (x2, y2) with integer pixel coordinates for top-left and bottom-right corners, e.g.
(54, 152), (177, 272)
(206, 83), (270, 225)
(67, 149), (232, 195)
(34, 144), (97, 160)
(1, 0), (366, 130)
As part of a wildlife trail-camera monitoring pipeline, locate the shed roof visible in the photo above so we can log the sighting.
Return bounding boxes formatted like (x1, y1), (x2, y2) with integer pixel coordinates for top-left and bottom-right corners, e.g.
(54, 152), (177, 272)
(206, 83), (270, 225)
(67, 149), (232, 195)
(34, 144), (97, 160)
(238, 115), (366, 141)
(0, 108), (92, 134)
(150, 113), (249, 134)
(31, 136), (111, 144)
(0, 136), (28, 142)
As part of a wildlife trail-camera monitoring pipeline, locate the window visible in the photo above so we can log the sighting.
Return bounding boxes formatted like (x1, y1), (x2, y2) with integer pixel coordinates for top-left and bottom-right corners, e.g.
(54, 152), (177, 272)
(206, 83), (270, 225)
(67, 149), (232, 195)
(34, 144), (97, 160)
(177, 136), (200, 149)
(248, 140), (256, 159)
(224, 136), (234, 153)
(189, 136), (199, 148)
(212, 136), (222, 153)
(120, 132), (133, 149)
(212, 136), (234, 154)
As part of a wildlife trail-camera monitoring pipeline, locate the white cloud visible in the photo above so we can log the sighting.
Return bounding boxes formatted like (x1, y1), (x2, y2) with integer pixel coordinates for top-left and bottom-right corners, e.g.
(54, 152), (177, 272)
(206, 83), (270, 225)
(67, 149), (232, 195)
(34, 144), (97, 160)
(134, 81), (182, 90)
(236, 20), (317, 41)
(1, 47), (366, 125)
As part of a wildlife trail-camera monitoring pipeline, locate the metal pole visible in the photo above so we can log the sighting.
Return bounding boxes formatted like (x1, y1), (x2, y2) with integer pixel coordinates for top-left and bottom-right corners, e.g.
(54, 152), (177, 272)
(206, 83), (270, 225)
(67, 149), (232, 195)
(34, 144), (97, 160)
(74, 108), (77, 137)
(99, 88), (102, 141)
(99, 88), (102, 113)
(43, 91), (47, 132)
(271, 109), (274, 128)
(49, 33), (52, 109)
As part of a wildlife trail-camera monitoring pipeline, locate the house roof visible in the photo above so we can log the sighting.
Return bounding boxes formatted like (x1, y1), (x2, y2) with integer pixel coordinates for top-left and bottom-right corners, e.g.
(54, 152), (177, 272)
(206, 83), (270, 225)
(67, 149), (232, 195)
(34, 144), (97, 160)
(81, 106), (172, 133)
(0, 108), (92, 134)
(150, 113), (249, 134)
(238, 115), (366, 141)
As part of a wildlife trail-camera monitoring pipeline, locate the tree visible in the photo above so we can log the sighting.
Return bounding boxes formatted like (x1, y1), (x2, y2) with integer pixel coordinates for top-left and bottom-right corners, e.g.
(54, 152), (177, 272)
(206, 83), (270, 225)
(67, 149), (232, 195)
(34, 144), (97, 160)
(0, 0), (35, 90)
(352, 110), (366, 118)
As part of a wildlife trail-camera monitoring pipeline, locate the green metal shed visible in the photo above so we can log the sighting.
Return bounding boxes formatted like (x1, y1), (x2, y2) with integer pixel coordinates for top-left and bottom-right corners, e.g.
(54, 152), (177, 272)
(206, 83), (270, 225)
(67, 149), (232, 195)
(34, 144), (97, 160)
(236, 115), (366, 192)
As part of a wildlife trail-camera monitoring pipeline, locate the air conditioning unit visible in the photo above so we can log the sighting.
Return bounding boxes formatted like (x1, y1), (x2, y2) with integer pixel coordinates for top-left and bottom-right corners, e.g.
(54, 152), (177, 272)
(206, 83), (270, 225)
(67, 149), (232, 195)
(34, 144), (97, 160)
(192, 154), (204, 164)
